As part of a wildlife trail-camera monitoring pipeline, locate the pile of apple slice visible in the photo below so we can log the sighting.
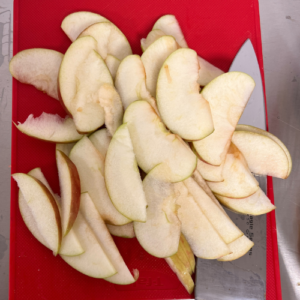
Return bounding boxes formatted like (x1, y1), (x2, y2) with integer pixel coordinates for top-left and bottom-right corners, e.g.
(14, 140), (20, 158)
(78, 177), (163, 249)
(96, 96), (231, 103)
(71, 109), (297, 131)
(10, 12), (292, 294)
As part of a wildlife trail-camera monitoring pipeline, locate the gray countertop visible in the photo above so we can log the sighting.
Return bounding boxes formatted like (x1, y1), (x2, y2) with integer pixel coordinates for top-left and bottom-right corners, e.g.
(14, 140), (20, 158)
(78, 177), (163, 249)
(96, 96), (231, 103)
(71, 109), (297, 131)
(0, 0), (299, 299)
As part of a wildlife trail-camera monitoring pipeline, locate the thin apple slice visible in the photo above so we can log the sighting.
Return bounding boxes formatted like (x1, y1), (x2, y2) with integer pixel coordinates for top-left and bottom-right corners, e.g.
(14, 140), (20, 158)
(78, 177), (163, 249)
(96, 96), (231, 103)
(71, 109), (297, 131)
(141, 29), (166, 51)
(56, 142), (76, 156)
(141, 36), (178, 97)
(165, 256), (194, 294)
(115, 55), (158, 111)
(80, 193), (138, 284)
(12, 173), (62, 255)
(175, 237), (193, 275)
(107, 223), (135, 238)
(79, 22), (132, 61)
(61, 11), (110, 41)
(69, 136), (130, 225)
(15, 113), (83, 143)
(233, 126), (291, 179)
(193, 72), (255, 165)
(134, 165), (181, 258)
(176, 182), (230, 259)
(61, 209), (116, 278)
(157, 48), (214, 140)
(89, 128), (111, 158)
(216, 188), (275, 215)
(218, 235), (254, 262)
(207, 144), (259, 198)
(56, 150), (81, 236)
(9, 49), (63, 100)
(179, 234), (195, 274)
(184, 177), (243, 244)
(27, 167), (84, 256)
(105, 55), (121, 80)
(124, 101), (197, 182)
(105, 124), (147, 222)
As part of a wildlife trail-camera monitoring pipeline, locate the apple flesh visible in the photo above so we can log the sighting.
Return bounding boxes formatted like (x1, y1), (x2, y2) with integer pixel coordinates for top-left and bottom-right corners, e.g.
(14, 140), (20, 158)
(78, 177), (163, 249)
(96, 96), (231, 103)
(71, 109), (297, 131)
(195, 155), (224, 182)
(141, 29), (166, 52)
(56, 142), (76, 157)
(89, 128), (112, 158)
(9, 48), (63, 100)
(106, 223), (135, 238)
(179, 234), (195, 273)
(105, 55), (121, 80)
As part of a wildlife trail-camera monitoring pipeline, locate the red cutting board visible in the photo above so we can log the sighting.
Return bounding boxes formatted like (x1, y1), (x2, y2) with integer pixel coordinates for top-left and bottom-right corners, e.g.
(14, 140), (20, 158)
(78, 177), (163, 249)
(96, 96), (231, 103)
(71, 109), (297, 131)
(10, 0), (281, 299)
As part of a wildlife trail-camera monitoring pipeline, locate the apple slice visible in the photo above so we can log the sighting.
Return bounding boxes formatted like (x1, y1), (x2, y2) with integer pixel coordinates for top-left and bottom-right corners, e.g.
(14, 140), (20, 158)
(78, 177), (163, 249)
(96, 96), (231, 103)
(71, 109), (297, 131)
(61, 12), (110, 41)
(61, 208), (116, 278)
(12, 173), (62, 255)
(141, 29), (166, 52)
(56, 142), (76, 156)
(193, 72), (255, 165)
(174, 237), (193, 275)
(184, 177), (243, 244)
(207, 144), (259, 198)
(69, 136), (130, 225)
(218, 235), (254, 262)
(15, 113), (83, 143)
(9, 49), (63, 100)
(79, 192), (138, 284)
(176, 182), (230, 259)
(106, 223), (135, 238)
(56, 150), (81, 236)
(115, 55), (158, 111)
(134, 165), (181, 258)
(179, 234), (195, 274)
(89, 128), (111, 158)
(141, 36), (178, 97)
(216, 188), (275, 215)
(123, 101), (197, 182)
(233, 126), (291, 179)
(157, 48), (214, 140)
(105, 124), (147, 222)
(79, 22), (132, 61)
(105, 55), (121, 80)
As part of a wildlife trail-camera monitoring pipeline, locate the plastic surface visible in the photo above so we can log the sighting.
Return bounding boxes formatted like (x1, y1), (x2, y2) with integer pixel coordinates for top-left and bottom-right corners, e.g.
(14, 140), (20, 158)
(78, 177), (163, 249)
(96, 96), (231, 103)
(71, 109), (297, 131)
(10, 0), (281, 299)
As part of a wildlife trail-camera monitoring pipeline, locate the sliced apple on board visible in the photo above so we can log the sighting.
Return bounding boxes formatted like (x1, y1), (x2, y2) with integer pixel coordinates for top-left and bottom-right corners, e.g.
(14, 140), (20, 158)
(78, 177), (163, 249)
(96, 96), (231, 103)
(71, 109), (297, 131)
(89, 128), (112, 158)
(179, 233), (195, 273)
(105, 124), (147, 222)
(233, 125), (292, 179)
(134, 164), (181, 258)
(216, 188), (275, 216)
(9, 48), (63, 100)
(157, 48), (214, 141)
(105, 55), (121, 80)
(218, 235), (254, 262)
(61, 11), (110, 42)
(193, 72), (255, 165)
(173, 236), (194, 275)
(69, 136), (130, 225)
(80, 193), (138, 284)
(141, 35), (178, 97)
(107, 223), (135, 238)
(123, 100), (197, 182)
(115, 55), (158, 112)
(15, 113), (83, 143)
(207, 143), (259, 198)
(141, 29), (166, 52)
(56, 142), (76, 157)
(12, 173), (62, 256)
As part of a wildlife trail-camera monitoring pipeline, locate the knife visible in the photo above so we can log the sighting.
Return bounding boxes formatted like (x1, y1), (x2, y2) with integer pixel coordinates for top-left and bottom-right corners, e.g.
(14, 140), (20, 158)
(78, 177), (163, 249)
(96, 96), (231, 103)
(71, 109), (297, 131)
(195, 39), (267, 300)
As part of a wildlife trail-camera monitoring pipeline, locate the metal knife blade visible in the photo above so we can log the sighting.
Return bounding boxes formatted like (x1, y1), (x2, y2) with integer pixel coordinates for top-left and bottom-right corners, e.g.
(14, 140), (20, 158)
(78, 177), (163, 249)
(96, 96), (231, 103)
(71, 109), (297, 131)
(195, 39), (267, 300)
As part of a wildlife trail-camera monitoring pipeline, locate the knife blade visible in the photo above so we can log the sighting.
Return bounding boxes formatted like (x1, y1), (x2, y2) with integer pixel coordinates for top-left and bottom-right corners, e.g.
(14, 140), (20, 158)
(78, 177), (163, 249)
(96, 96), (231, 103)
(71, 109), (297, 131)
(195, 39), (267, 300)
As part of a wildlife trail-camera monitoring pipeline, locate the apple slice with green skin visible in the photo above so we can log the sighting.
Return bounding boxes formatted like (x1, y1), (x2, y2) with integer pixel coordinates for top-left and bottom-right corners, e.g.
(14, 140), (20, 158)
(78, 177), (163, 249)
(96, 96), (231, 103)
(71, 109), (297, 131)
(207, 143), (259, 198)
(141, 29), (166, 52)
(12, 173), (62, 255)
(184, 177), (243, 244)
(107, 223), (135, 238)
(105, 124), (147, 222)
(16, 113), (83, 143)
(157, 48), (214, 141)
(9, 49), (63, 100)
(233, 126), (291, 179)
(123, 100), (197, 182)
(69, 136), (130, 225)
(134, 164), (181, 258)
(79, 22), (132, 61)
(105, 55), (121, 80)
(56, 150), (81, 236)
(115, 55), (158, 112)
(218, 235), (254, 262)
(179, 234), (195, 274)
(176, 182), (230, 259)
(89, 128), (111, 158)
(141, 36), (178, 97)
(165, 256), (194, 294)
(79, 192), (138, 284)
(56, 142), (76, 157)
(216, 188), (276, 216)
(61, 12), (110, 42)
(193, 72), (255, 165)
